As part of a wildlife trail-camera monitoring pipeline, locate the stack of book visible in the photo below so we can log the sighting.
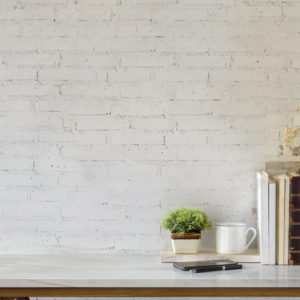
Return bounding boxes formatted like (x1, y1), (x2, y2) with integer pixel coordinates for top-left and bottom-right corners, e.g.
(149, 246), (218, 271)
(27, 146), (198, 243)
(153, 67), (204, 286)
(257, 171), (300, 265)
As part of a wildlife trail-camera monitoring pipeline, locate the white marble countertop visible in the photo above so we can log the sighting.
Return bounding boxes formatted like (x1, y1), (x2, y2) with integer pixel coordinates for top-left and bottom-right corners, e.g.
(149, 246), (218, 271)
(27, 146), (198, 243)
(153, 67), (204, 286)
(0, 254), (299, 288)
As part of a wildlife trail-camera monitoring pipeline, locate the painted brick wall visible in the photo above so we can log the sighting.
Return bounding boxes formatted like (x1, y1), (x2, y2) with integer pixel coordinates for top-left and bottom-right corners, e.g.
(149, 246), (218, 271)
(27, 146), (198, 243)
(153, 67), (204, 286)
(0, 0), (300, 255)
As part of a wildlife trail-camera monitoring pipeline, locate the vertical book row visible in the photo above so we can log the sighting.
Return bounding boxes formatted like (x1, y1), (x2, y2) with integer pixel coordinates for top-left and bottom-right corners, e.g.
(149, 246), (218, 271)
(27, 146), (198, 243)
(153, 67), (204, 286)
(257, 171), (300, 265)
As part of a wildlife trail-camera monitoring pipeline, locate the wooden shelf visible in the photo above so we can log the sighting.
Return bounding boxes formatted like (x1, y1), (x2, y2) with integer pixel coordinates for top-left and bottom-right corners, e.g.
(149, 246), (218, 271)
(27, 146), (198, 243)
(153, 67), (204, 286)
(161, 249), (260, 263)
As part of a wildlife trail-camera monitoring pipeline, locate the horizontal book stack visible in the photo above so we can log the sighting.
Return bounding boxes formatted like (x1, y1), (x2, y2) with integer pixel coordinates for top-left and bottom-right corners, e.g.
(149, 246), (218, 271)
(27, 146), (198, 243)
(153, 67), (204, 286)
(257, 169), (300, 265)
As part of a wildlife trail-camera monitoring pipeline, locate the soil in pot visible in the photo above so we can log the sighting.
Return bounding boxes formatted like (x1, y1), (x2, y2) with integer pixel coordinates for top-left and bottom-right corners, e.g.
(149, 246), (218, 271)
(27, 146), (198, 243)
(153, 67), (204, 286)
(171, 233), (201, 240)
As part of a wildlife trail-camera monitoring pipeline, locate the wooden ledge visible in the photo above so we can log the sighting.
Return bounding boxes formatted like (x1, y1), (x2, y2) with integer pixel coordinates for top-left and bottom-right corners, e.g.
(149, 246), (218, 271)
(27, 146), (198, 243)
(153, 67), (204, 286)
(0, 287), (300, 297)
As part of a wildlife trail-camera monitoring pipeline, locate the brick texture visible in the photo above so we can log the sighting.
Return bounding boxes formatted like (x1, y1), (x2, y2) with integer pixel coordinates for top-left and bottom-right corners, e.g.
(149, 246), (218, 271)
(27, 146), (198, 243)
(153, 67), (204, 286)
(0, 0), (299, 258)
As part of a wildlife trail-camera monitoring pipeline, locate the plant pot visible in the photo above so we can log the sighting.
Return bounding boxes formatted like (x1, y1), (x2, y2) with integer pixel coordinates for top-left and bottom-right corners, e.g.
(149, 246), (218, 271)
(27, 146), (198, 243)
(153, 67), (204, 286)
(171, 233), (201, 254)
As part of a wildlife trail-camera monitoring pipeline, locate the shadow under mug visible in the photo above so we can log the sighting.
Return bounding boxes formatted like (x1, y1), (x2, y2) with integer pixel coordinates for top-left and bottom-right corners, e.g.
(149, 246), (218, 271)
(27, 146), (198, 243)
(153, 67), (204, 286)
(216, 222), (257, 254)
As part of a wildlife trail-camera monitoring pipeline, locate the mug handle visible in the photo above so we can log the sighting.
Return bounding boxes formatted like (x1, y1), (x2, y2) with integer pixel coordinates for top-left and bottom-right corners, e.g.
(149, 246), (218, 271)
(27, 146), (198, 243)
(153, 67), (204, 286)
(244, 227), (257, 251)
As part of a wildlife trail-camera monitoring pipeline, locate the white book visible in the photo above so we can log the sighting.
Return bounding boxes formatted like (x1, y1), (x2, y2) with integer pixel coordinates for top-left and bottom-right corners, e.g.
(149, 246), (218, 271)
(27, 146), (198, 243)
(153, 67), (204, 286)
(268, 178), (276, 265)
(257, 171), (269, 264)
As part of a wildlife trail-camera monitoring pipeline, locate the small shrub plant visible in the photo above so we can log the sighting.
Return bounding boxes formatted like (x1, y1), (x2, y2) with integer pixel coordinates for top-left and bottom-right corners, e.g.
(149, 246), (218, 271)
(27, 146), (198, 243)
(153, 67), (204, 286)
(162, 208), (212, 236)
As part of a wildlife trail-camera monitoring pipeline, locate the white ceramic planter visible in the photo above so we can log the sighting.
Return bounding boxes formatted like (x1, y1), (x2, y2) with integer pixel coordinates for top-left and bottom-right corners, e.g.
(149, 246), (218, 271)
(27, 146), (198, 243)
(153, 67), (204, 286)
(171, 239), (200, 254)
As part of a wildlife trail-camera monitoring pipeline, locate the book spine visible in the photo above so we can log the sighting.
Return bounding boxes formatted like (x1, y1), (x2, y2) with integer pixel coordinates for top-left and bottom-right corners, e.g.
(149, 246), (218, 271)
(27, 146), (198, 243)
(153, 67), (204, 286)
(260, 172), (269, 264)
(284, 177), (290, 265)
(289, 177), (300, 265)
(268, 182), (276, 265)
(276, 177), (284, 265)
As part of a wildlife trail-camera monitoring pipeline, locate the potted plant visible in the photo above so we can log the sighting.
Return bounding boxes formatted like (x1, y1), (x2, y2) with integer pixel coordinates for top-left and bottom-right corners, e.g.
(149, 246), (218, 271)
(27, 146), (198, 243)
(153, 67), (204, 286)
(161, 208), (212, 254)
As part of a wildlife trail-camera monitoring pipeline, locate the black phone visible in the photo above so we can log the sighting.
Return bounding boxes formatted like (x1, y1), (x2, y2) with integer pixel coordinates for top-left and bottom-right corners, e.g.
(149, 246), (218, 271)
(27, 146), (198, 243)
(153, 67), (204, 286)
(173, 259), (242, 272)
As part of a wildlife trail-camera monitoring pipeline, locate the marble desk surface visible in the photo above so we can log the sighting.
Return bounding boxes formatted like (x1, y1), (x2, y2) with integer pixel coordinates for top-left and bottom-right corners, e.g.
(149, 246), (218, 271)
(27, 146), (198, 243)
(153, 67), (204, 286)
(0, 254), (299, 288)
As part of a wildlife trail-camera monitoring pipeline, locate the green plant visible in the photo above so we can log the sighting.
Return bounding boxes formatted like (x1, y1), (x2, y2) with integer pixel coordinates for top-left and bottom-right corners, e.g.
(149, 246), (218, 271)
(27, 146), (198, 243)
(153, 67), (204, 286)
(161, 208), (212, 236)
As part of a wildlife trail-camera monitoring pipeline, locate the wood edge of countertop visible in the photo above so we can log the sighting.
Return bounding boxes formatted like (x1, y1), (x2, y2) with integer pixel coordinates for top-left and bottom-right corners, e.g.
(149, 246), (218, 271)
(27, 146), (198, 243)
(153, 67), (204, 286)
(0, 287), (300, 297)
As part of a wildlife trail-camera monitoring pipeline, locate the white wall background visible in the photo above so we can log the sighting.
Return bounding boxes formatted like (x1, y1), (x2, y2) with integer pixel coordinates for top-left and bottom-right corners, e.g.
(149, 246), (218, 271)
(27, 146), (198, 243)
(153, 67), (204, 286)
(0, 0), (300, 255)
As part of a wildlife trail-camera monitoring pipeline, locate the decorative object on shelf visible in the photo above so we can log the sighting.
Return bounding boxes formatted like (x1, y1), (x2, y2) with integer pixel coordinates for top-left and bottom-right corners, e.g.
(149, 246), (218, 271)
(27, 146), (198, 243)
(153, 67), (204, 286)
(216, 222), (256, 255)
(161, 207), (212, 254)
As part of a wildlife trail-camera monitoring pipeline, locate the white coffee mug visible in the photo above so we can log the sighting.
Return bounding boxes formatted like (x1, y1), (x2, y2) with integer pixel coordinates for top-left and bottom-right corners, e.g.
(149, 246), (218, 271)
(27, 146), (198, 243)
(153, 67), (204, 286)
(216, 222), (257, 254)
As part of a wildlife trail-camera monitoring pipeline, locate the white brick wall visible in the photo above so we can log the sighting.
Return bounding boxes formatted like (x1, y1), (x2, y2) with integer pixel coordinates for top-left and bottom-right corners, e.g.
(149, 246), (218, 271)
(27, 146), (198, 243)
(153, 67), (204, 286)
(0, 0), (299, 258)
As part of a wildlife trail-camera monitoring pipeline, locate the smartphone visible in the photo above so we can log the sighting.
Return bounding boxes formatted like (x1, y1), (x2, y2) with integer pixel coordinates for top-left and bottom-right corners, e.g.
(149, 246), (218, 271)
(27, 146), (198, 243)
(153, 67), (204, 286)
(173, 259), (242, 272)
